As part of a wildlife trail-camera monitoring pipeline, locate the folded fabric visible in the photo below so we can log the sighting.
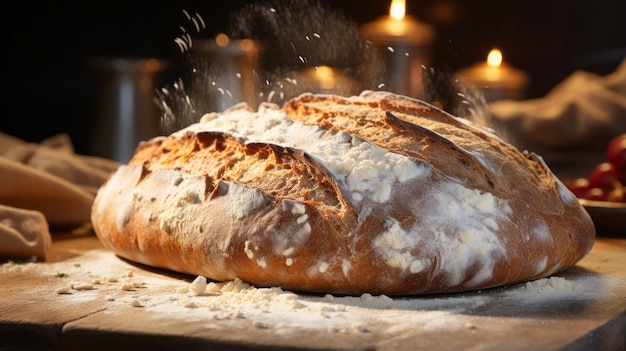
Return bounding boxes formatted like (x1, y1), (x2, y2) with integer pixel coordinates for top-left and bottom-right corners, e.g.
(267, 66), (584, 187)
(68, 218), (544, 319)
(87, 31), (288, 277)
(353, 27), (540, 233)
(489, 58), (626, 152)
(1, 133), (120, 193)
(0, 132), (120, 260)
(3, 143), (118, 195)
(0, 157), (95, 227)
(0, 204), (51, 260)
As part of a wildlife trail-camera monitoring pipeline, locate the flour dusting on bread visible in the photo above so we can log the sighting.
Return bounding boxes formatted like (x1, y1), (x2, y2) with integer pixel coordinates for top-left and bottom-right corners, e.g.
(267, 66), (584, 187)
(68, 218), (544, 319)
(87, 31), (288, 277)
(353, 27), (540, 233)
(91, 91), (595, 295)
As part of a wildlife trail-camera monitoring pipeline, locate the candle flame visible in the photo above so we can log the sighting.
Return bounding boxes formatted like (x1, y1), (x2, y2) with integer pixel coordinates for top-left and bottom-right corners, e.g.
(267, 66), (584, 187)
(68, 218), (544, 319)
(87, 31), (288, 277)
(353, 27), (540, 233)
(315, 66), (336, 89)
(215, 33), (230, 47)
(487, 48), (503, 68)
(239, 39), (255, 52)
(390, 0), (406, 20)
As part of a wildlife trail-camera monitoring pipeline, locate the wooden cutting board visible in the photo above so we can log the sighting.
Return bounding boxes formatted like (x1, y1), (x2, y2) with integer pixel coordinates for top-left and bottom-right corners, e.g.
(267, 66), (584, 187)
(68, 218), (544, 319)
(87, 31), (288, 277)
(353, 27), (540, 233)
(1, 231), (625, 350)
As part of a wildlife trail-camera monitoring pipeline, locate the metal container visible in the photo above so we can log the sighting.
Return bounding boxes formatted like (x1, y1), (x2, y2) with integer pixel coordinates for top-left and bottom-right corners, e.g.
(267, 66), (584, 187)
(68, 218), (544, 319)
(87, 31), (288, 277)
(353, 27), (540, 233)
(91, 58), (169, 163)
(189, 36), (261, 112)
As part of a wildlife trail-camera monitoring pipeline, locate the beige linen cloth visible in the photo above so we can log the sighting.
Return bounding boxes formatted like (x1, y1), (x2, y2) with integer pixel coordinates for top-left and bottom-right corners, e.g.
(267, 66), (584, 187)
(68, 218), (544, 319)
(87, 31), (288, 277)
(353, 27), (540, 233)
(0, 133), (119, 260)
(488, 58), (626, 176)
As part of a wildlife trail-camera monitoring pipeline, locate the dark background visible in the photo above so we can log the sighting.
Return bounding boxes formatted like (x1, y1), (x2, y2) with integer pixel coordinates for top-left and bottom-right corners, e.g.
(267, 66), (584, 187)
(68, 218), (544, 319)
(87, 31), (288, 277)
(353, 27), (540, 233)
(8, 0), (626, 157)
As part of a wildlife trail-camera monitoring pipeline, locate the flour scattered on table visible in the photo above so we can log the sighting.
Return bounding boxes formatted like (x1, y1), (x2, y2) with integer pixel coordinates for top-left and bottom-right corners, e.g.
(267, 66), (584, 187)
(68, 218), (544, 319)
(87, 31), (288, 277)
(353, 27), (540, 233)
(67, 281), (94, 291)
(188, 275), (208, 295)
(55, 286), (72, 294)
(503, 275), (609, 302)
(137, 277), (398, 333)
(1, 247), (621, 338)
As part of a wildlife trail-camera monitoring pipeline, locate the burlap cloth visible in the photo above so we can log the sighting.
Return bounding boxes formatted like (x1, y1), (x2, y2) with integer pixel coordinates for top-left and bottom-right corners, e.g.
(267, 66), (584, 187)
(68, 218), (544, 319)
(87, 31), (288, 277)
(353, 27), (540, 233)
(489, 58), (626, 177)
(0, 133), (119, 260)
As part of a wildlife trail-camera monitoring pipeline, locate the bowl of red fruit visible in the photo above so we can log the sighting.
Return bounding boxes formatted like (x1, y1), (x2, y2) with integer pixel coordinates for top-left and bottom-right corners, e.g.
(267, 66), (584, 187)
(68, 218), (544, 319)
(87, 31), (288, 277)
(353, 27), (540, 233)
(563, 133), (626, 236)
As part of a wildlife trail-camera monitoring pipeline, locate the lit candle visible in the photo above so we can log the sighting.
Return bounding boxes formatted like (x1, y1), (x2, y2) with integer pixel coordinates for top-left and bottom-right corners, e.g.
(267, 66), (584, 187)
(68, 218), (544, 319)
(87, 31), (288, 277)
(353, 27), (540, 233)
(360, 0), (435, 45)
(456, 48), (529, 102)
(297, 65), (357, 95)
(359, 0), (435, 98)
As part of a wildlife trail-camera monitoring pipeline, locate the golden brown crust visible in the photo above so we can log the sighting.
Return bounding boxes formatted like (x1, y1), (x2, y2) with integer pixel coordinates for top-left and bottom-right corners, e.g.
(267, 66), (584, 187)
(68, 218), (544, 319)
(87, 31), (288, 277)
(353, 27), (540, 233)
(91, 91), (595, 295)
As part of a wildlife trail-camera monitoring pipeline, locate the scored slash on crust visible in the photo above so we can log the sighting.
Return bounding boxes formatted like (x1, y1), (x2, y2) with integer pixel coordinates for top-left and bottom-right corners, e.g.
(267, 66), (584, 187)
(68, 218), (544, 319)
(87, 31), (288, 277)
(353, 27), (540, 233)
(133, 130), (349, 211)
(384, 110), (496, 192)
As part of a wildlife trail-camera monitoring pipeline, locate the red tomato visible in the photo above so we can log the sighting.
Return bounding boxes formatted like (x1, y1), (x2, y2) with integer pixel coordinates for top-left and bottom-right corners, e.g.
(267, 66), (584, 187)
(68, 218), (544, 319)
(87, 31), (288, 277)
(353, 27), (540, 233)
(606, 134), (626, 182)
(565, 178), (590, 198)
(605, 186), (624, 202)
(583, 187), (606, 201)
(587, 162), (620, 191)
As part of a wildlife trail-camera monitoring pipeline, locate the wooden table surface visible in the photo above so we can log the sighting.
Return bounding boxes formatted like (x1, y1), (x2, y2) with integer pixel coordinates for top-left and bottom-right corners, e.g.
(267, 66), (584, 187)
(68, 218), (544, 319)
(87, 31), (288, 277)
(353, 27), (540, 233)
(1, 229), (625, 351)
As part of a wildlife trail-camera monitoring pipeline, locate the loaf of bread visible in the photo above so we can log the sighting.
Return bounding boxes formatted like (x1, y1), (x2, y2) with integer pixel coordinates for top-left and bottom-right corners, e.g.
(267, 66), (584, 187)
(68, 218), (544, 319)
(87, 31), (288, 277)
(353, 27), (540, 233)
(91, 91), (595, 295)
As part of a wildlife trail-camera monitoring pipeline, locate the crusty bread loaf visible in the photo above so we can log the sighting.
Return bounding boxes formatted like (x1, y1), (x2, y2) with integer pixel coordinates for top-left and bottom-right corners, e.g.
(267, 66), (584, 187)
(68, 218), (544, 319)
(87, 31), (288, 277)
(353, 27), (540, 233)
(91, 91), (595, 295)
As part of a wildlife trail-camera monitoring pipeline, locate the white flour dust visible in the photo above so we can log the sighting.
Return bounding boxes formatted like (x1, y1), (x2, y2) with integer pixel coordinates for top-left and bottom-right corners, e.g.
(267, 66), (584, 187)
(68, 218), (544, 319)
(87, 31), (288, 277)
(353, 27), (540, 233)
(0, 247), (620, 337)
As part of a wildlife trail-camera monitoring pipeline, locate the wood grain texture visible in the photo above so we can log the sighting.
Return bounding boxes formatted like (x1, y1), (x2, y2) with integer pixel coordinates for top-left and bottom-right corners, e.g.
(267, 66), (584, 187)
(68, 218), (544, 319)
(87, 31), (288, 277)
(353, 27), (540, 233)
(1, 233), (625, 350)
